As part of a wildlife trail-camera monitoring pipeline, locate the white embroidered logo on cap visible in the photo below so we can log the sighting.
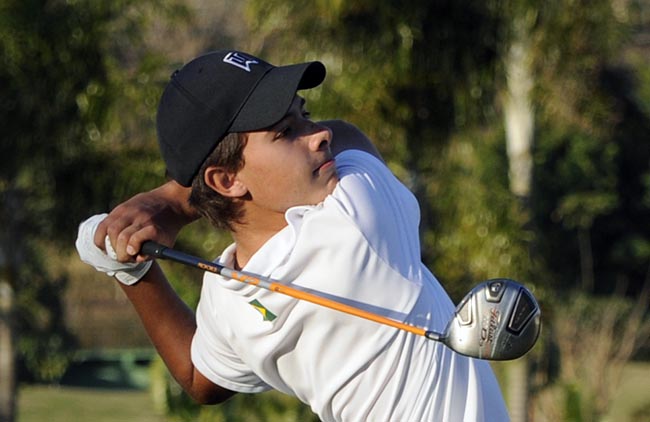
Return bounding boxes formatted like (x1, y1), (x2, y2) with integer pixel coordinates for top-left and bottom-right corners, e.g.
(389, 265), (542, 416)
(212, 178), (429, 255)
(223, 52), (259, 72)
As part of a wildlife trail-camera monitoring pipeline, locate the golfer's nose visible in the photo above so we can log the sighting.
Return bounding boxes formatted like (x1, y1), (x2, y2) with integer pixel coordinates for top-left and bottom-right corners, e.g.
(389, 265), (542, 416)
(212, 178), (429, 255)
(308, 123), (332, 151)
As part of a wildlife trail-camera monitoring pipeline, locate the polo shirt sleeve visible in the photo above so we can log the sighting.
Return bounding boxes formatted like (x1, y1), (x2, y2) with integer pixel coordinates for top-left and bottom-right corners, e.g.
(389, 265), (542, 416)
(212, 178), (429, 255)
(331, 149), (422, 278)
(191, 272), (272, 393)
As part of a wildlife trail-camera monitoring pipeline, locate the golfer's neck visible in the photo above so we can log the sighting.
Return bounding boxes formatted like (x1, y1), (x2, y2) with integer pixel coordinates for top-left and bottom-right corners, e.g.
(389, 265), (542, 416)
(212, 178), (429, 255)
(230, 210), (288, 269)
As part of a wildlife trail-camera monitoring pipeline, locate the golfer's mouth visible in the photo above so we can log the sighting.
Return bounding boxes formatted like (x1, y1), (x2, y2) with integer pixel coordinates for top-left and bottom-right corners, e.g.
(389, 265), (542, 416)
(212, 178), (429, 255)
(313, 158), (335, 176)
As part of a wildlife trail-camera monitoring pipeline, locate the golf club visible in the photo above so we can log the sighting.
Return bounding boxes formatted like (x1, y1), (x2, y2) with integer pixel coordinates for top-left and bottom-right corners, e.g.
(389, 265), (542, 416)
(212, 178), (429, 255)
(141, 241), (541, 360)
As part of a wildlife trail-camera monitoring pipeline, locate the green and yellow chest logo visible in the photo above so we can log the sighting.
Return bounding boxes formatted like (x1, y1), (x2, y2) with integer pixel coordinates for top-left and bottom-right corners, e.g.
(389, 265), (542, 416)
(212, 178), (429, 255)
(249, 299), (277, 322)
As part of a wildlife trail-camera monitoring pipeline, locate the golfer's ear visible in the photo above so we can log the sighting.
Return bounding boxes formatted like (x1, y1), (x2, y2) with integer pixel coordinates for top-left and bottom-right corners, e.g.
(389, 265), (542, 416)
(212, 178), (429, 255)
(204, 166), (247, 197)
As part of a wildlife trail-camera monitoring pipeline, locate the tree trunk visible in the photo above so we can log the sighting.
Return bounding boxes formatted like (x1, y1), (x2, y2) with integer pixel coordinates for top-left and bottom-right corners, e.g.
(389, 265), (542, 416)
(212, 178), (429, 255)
(0, 187), (22, 422)
(504, 20), (535, 200)
(503, 14), (535, 422)
(578, 228), (594, 292)
(0, 280), (15, 422)
(508, 358), (531, 422)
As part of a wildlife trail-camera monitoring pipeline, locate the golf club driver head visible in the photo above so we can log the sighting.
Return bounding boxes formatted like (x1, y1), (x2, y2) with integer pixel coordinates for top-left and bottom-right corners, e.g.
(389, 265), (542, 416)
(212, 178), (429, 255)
(442, 279), (541, 360)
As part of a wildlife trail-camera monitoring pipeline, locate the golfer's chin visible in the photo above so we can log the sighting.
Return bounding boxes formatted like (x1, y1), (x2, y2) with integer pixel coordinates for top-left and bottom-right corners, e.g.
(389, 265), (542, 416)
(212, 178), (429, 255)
(301, 170), (339, 206)
(324, 172), (340, 196)
(304, 178), (339, 207)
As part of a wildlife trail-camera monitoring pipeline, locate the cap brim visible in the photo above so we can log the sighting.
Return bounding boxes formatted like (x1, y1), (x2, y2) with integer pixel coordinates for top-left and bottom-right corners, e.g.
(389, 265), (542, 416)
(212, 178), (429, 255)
(229, 61), (325, 132)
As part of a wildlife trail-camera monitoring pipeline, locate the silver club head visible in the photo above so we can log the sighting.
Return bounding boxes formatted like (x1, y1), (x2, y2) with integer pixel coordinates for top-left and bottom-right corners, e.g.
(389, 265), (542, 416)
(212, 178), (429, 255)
(442, 279), (541, 360)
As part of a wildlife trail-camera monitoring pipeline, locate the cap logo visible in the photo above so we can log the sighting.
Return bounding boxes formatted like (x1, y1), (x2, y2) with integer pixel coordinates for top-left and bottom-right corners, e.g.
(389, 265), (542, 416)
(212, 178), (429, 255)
(223, 52), (259, 72)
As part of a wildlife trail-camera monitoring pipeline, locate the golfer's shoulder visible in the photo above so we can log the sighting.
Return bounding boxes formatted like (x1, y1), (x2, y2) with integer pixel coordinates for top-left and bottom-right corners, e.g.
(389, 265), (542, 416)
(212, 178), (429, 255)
(320, 120), (383, 162)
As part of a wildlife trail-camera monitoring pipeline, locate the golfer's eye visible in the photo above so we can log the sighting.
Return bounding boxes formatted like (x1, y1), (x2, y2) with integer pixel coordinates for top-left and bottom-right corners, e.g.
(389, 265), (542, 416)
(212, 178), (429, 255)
(275, 126), (291, 140)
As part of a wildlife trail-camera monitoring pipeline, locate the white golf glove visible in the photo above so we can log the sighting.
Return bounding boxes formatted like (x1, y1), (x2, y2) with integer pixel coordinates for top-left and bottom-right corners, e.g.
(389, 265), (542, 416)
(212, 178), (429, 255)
(76, 214), (153, 286)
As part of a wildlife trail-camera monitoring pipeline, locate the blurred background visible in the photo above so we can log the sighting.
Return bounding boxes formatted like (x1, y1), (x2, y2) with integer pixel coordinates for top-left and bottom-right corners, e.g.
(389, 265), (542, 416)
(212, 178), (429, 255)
(1, 0), (649, 421)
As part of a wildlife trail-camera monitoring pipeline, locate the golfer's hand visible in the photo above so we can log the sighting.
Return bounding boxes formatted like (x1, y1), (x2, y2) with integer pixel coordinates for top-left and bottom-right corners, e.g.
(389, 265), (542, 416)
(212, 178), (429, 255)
(77, 214), (153, 285)
(94, 181), (200, 263)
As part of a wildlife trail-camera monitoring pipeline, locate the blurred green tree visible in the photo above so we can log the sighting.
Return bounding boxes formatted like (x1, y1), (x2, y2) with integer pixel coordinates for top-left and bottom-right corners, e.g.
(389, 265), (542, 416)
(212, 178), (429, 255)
(0, 1), (190, 420)
(530, 0), (650, 298)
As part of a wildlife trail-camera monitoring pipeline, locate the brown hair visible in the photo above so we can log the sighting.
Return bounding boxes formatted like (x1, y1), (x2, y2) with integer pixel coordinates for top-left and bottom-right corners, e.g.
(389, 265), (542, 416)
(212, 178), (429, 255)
(189, 132), (248, 231)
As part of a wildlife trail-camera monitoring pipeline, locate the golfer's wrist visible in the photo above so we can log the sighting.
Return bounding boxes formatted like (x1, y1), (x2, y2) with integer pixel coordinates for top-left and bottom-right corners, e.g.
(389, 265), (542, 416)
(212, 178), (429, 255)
(158, 181), (201, 223)
(112, 260), (154, 286)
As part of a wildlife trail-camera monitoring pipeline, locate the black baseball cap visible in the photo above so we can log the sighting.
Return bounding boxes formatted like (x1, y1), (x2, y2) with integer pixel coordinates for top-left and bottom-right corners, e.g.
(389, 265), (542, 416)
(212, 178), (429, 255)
(156, 50), (327, 186)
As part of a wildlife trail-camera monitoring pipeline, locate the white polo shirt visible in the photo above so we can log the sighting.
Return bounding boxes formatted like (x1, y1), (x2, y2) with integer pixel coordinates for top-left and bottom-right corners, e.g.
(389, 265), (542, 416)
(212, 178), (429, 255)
(191, 150), (509, 422)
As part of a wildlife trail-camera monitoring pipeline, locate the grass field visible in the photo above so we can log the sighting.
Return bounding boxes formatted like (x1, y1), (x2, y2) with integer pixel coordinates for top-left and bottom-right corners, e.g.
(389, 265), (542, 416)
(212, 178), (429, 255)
(17, 385), (165, 422)
(603, 362), (650, 422)
(17, 362), (650, 422)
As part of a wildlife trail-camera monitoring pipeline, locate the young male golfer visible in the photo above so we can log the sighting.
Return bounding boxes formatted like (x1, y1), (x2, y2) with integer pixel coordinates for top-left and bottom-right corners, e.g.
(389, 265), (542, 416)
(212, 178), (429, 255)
(76, 50), (509, 421)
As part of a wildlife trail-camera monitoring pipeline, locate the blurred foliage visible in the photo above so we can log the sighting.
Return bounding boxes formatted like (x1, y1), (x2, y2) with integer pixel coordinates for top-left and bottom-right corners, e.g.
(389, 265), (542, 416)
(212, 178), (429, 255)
(532, 288), (650, 421)
(528, 0), (650, 297)
(12, 247), (75, 383)
(245, 0), (503, 163)
(632, 401), (650, 421)
(0, 0), (190, 382)
(426, 128), (537, 300)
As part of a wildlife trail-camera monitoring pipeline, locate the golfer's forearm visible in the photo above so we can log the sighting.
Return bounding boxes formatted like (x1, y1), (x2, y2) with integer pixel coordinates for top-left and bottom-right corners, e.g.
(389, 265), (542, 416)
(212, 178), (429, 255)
(118, 263), (198, 392)
(322, 120), (383, 162)
(155, 180), (201, 223)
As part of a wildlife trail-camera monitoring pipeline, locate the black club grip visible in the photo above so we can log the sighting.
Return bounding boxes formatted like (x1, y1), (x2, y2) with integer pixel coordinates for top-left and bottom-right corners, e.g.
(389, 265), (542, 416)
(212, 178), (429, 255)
(140, 241), (168, 258)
